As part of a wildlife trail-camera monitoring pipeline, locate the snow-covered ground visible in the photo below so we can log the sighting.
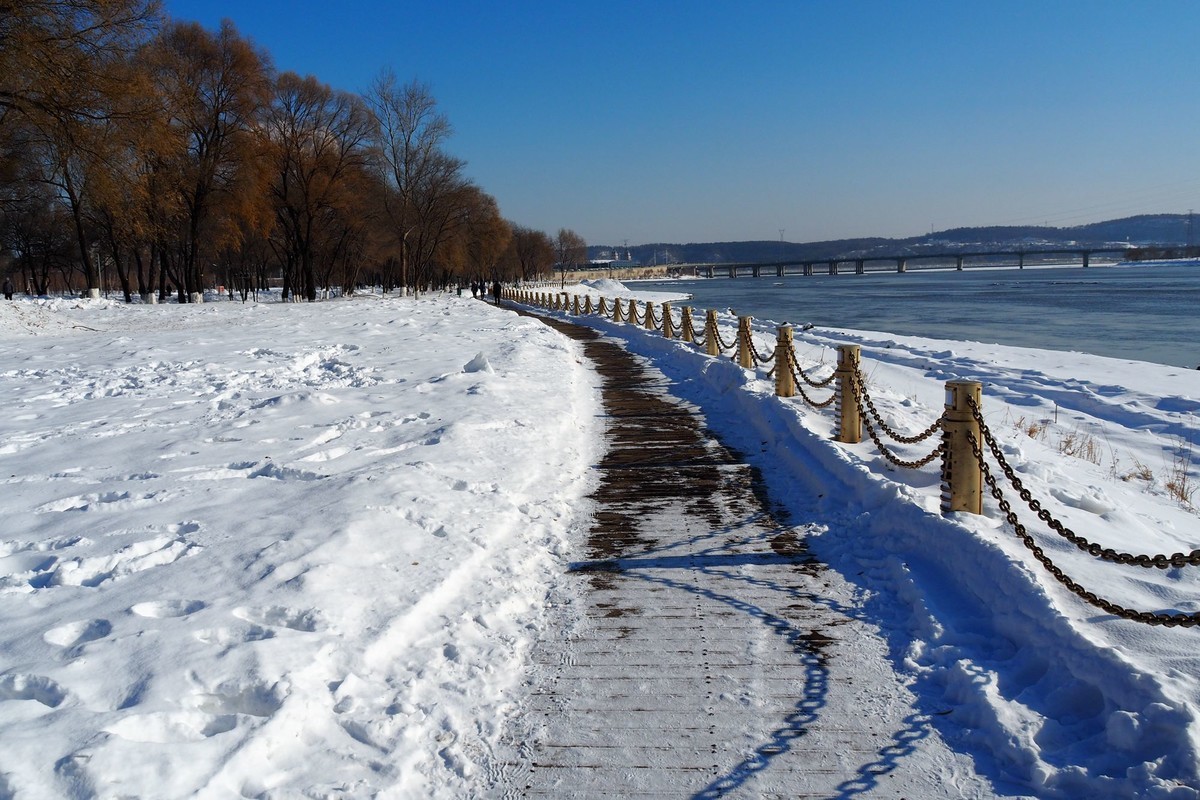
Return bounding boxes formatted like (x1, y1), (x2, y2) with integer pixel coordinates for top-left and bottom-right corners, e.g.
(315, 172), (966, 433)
(1, 285), (1198, 797)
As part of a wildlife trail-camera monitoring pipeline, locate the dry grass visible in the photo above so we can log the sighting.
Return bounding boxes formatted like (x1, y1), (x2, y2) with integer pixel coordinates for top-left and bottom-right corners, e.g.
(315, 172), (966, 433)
(1057, 428), (1103, 466)
(1115, 456), (1155, 483)
(1166, 438), (1196, 508)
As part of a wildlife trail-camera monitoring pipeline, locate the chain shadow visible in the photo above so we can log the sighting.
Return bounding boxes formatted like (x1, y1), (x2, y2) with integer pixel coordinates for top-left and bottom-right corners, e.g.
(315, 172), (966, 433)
(570, 537), (941, 799)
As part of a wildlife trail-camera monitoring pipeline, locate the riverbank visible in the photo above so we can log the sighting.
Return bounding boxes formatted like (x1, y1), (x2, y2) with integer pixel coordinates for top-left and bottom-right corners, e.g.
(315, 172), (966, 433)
(0, 290), (1197, 797)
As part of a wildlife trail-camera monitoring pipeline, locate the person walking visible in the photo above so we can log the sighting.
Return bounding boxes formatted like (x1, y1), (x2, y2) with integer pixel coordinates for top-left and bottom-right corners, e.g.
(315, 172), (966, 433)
(491, 280), (502, 305)
(2, 276), (13, 300)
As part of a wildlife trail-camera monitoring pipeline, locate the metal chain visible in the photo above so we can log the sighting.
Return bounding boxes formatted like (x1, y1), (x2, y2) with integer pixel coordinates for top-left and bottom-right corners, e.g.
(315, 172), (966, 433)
(714, 325), (735, 352)
(852, 372), (943, 444)
(786, 356), (837, 409)
(967, 432), (1199, 627)
(855, 386), (945, 469)
(681, 311), (698, 343)
(788, 342), (837, 388)
(748, 336), (777, 365)
(965, 398), (1200, 569)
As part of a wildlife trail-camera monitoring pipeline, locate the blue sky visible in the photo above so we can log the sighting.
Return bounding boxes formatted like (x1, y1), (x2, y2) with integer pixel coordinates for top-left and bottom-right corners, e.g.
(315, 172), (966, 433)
(162, 0), (1200, 247)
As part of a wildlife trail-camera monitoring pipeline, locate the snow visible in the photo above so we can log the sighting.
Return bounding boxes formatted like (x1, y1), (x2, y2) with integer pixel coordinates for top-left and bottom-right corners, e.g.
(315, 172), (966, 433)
(1, 285), (1198, 797)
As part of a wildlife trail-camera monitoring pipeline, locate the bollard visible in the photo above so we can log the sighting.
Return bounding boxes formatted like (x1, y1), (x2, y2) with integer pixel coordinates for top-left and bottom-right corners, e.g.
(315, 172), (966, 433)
(644, 301), (656, 330)
(835, 345), (862, 443)
(704, 309), (720, 356)
(941, 381), (983, 515)
(612, 297), (623, 322)
(736, 316), (753, 368)
(598, 297), (607, 316)
(662, 302), (675, 339)
(584, 295), (593, 315)
(627, 298), (638, 324)
(681, 306), (694, 343)
(775, 326), (795, 397)
(573, 295), (580, 315)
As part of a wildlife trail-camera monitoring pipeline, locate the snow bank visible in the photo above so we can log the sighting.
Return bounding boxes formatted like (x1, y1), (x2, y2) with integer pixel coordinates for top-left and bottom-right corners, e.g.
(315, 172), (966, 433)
(0, 294), (602, 797)
(556, 296), (1200, 798)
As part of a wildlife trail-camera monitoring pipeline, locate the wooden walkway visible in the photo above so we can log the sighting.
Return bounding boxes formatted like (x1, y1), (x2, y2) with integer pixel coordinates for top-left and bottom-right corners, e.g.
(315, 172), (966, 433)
(497, 315), (995, 799)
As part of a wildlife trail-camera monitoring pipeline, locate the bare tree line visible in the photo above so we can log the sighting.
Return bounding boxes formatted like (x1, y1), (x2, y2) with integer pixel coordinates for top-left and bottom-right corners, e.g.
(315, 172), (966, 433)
(0, 0), (588, 302)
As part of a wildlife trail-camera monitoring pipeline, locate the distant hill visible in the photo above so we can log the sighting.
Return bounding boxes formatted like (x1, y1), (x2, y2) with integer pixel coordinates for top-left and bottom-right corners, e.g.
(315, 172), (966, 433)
(590, 214), (1198, 264)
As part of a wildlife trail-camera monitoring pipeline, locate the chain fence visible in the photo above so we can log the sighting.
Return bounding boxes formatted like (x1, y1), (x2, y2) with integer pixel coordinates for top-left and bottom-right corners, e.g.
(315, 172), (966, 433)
(509, 286), (1199, 628)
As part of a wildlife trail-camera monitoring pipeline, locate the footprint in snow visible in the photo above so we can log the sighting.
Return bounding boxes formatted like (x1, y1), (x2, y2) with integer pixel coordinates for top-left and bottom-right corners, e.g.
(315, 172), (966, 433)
(43, 619), (113, 652)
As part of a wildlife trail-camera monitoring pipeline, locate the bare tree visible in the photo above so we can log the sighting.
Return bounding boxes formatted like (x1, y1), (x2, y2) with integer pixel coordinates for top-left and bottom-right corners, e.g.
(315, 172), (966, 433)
(265, 71), (374, 301)
(366, 72), (473, 295)
(145, 19), (272, 302)
(555, 227), (587, 288)
(0, 0), (161, 296)
(504, 225), (554, 282)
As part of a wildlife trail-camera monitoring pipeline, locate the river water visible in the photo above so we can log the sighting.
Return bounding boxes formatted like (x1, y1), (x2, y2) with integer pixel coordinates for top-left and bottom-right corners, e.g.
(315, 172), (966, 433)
(637, 261), (1200, 369)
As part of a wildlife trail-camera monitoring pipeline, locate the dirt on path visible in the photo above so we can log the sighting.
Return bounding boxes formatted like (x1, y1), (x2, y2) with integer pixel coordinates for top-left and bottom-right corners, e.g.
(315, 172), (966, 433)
(497, 313), (999, 799)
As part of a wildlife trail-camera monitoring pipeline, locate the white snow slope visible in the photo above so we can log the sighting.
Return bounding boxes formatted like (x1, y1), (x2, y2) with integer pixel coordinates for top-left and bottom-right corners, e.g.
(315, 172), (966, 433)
(1, 286), (1198, 798)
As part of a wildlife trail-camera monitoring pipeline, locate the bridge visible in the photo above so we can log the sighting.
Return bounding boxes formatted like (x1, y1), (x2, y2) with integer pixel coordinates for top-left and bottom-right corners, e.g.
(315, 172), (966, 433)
(685, 247), (1130, 279)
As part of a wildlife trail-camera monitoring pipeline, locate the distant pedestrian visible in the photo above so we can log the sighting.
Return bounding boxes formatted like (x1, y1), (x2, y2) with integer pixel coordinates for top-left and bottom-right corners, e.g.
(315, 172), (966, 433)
(491, 280), (501, 305)
(471, 282), (479, 299)
(2, 276), (13, 300)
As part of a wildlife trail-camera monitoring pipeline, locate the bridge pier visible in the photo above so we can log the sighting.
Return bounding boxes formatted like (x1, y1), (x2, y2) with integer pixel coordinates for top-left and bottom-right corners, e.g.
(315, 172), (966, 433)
(897, 258), (907, 273)
(1082, 251), (1090, 268)
(777, 264), (784, 277)
(828, 260), (838, 275)
(956, 255), (964, 271)
(803, 263), (813, 277)
(729, 266), (737, 278)
(1019, 252), (1025, 269)
(753, 265), (760, 278)
(855, 259), (864, 274)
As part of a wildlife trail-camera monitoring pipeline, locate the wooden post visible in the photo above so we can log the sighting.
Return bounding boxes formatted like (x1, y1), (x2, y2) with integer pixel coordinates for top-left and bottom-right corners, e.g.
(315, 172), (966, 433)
(704, 309), (719, 356)
(681, 306), (694, 343)
(598, 297), (607, 316)
(736, 316), (753, 368)
(573, 295), (580, 315)
(627, 298), (638, 324)
(661, 302), (675, 339)
(942, 381), (983, 514)
(775, 326), (795, 397)
(612, 298), (623, 322)
(644, 301), (656, 330)
(835, 345), (862, 443)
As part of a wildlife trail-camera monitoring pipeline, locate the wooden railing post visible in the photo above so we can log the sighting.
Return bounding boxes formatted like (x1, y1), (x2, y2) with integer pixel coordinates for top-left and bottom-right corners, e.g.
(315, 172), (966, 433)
(681, 306), (694, 343)
(661, 302), (675, 339)
(835, 345), (862, 443)
(573, 295), (580, 315)
(612, 298), (623, 322)
(942, 381), (983, 514)
(627, 298), (637, 323)
(736, 316), (753, 368)
(704, 310), (719, 356)
(775, 326), (795, 397)
(644, 301), (656, 330)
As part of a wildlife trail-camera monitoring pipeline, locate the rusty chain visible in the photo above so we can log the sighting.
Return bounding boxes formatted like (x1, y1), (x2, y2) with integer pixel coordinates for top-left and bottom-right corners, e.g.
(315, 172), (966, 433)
(786, 354), (837, 409)
(680, 310), (698, 342)
(855, 384), (945, 469)
(965, 398), (1200, 570)
(852, 372), (943, 445)
(966, 432), (1199, 627)
(714, 322), (736, 352)
(787, 342), (837, 388)
(748, 335), (776, 365)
